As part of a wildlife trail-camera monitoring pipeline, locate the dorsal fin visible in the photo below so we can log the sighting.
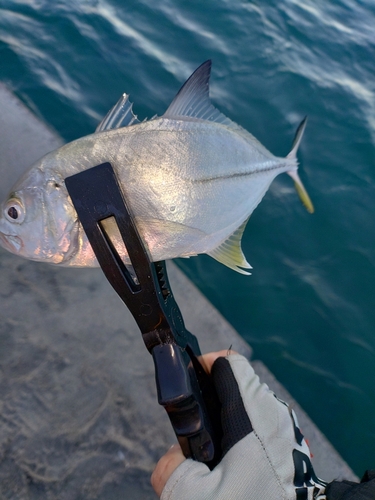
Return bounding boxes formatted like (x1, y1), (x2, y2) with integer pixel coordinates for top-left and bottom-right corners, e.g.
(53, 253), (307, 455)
(208, 218), (252, 275)
(163, 60), (235, 126)
(96, 93), (140, 132)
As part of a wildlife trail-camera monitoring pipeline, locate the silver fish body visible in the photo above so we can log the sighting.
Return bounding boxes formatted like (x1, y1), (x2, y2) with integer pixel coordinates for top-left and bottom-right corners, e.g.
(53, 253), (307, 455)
(0, 61), (313, 274)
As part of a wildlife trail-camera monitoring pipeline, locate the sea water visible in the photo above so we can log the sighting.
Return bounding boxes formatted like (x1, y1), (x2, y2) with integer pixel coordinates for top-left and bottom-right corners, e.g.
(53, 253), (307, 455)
(0, 0), (374, 475)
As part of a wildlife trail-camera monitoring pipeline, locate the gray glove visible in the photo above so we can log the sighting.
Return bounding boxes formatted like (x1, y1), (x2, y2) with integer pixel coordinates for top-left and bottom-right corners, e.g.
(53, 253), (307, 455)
(159, 353), (327, 500)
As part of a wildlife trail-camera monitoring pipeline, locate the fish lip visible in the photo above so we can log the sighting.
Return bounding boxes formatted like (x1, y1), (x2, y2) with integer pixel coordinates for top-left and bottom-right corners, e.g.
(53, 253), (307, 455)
(0, 232), (22, 253)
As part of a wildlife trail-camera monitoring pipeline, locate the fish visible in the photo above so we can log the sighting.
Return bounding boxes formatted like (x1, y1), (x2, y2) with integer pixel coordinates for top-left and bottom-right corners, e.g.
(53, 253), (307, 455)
(0, 60), (313, 274)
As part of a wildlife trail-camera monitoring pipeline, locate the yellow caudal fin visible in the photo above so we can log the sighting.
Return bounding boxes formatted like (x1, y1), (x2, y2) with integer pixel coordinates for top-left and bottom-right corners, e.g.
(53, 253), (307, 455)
(208, 218), (252, 275)
(287, 170), (315, 214)
(286, 117), (314, 214)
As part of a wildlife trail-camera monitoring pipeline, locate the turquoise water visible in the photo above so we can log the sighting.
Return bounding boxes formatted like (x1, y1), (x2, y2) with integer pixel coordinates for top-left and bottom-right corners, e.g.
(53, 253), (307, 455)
(1, 0), (374, 476)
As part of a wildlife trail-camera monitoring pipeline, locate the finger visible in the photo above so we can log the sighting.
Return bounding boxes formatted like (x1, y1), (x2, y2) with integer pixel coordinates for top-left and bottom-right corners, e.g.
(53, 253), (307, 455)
(151, 443), (186, 497)
(211, 356), (253, 456)
(199, 348), (238, 374)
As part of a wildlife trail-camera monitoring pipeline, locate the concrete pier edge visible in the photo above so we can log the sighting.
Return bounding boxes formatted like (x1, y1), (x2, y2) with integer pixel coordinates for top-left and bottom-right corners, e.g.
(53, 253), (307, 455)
(0, 84), (357, 498)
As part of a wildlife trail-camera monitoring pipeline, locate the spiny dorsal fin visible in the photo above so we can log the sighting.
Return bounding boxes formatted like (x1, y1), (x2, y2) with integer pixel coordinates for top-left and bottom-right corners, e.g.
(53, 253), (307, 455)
(96, 93), (140, 132)
(164, 60), (235, 126)
(208, 218), (252, 275)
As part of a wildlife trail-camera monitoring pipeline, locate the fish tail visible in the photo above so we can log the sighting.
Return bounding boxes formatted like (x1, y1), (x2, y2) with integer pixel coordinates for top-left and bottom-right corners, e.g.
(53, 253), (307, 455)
(286, 117), (314, 214)
(287, 116), (307, 161)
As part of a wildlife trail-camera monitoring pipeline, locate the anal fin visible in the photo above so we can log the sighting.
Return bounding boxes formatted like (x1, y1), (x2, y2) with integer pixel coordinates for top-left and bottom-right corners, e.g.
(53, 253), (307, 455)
(208, 218), (252, 275)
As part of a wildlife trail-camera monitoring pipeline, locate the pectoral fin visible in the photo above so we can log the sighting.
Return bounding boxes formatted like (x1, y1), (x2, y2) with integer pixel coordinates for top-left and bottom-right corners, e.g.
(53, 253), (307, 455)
(208, 218), (252, 275)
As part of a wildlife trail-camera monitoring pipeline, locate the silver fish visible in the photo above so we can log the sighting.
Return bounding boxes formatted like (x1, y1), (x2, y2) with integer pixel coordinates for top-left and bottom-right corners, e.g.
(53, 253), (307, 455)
(0, 61), (313, 274)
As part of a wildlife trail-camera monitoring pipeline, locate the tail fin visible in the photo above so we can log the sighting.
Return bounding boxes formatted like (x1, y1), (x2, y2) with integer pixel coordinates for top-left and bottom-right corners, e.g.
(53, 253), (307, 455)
(286, 117), (314, 214)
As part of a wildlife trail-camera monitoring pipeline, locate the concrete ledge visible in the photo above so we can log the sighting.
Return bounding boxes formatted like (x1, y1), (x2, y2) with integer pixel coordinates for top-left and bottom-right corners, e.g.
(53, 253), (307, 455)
(0, 84), (357, 498)
(0, 84), (64, 190)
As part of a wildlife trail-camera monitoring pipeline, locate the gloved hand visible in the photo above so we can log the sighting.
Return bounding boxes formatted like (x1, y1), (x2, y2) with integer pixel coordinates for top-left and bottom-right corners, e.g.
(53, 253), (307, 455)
(151, 351), (327, 500)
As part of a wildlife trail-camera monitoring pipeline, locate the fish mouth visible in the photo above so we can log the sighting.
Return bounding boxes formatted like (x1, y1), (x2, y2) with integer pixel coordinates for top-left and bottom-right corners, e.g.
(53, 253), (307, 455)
(0, 232), (22, 253)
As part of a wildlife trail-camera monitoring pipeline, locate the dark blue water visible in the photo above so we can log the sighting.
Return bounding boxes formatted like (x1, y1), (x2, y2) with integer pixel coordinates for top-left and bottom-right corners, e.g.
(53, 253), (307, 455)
(1, 0), (374, 476)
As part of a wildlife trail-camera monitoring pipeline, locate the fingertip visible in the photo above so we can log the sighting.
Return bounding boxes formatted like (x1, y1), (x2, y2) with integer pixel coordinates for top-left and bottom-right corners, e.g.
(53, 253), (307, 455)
(151, 444), (186, 497)
(199, 349), (238, 373)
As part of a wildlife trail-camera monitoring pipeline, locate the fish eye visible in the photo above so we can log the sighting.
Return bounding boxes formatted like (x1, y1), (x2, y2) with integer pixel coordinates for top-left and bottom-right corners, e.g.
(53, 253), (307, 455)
(8, 207), (18, 219)
(4, 198), (25, 224)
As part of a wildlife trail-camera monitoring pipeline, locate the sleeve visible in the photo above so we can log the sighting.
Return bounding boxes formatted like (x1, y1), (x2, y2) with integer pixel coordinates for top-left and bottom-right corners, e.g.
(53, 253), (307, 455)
(326, 470), (375, 500)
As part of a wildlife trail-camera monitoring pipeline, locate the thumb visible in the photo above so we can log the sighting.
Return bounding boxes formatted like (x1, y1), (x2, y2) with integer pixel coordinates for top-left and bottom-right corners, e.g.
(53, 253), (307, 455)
(151, 443), (186, 497)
